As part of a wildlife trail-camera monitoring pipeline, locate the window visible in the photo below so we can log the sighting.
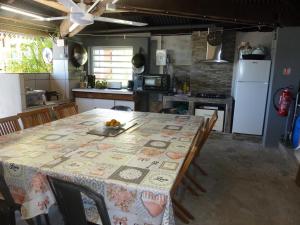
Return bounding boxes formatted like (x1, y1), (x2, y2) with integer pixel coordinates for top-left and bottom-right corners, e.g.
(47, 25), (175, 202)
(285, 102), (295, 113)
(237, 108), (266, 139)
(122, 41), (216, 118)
(91, 46), (133, 87)
(0, 32), (52, 73)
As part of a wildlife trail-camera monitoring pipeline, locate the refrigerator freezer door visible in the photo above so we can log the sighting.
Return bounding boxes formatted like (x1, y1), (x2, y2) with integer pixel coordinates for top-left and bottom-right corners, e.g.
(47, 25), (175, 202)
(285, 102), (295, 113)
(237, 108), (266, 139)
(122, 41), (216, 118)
(232, 82), (269, 135)
(237, 60), (271, 82)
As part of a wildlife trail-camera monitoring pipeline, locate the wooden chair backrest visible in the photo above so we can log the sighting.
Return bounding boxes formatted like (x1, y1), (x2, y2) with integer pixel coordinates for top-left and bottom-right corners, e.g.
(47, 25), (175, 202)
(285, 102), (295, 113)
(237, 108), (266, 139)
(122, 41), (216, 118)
(194, 118), (209, 157)
(53, 102), (78, 119)
(0, 116), (21, 136)
(18, 108), (52, 129)
(171, 122), (206, 194)
(208, 110), (218, 135)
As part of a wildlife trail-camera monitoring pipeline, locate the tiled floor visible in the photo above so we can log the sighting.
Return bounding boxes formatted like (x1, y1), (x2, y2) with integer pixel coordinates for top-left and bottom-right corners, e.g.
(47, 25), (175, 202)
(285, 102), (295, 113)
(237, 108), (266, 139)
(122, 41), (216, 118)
(16, 133), (300, 225)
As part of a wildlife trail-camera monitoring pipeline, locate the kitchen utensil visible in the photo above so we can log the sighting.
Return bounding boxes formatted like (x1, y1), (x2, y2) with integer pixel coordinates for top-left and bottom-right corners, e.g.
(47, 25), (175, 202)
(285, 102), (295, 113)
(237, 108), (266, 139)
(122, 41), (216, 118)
(70, 43), (88, 67)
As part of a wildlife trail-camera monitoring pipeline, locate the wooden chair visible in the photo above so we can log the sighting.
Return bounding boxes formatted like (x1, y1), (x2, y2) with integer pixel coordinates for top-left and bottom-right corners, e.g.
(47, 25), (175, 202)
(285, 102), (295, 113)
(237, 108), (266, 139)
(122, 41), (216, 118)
(206, 110), (218, 138)
(0, 116), (21, 136)
(192, 111), (218, 176)
(18, 108), (52, 129)
(171, 122), (207, 223)
(53, 102), (78, 119)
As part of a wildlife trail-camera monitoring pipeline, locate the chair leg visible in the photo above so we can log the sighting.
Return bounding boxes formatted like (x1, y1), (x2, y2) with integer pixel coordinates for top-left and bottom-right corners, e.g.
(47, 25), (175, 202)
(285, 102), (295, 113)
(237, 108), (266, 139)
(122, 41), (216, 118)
(186, 173), (207, 193)
(44, 214), (51, 225)
(172, 198), (194, 220)
(192, 161), (208, 176)
(174, 205), (190, 224)
(296, 166), (300, 187)
(10, 210), (16, 225)
(182, 179), (199, 196)
(25, 218), (36, 225)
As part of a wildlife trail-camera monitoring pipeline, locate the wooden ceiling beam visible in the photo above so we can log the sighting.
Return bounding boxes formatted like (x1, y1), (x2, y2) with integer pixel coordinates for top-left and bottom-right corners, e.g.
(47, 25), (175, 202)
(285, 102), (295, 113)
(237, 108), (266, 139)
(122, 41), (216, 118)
(32, 0), (69, 13)
(0, 16), (57, 30)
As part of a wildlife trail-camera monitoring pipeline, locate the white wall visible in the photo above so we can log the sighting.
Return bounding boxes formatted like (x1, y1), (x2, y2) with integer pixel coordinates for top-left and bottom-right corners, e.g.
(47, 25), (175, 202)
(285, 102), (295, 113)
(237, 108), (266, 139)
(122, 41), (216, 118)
(0, 74), (23, 118)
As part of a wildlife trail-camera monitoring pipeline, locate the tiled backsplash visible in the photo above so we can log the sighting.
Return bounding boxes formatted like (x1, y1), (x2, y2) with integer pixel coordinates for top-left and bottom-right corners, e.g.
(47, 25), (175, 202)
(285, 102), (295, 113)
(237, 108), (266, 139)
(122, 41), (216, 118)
(20, 73), (50, 91)
(170, 31), (235, 96)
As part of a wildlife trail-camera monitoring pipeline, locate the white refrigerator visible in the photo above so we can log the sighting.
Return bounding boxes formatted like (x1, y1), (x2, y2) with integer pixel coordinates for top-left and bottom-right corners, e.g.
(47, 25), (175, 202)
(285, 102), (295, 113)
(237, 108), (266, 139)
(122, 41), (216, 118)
(232, 60), (271, 135)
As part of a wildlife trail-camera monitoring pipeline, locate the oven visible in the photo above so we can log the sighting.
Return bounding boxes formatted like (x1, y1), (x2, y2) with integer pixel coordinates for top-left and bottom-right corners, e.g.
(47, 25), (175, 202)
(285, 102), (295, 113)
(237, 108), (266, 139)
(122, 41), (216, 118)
(195, 103), (225, 132)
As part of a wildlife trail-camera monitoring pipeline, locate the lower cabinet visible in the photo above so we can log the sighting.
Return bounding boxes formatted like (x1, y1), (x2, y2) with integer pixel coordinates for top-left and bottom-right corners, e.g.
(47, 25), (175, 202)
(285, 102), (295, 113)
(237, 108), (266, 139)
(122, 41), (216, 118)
(114, 100), (135, 110)
(76, 98), (95, 113)
(94, 99), (115, 110)
(76, 97), (135, 113)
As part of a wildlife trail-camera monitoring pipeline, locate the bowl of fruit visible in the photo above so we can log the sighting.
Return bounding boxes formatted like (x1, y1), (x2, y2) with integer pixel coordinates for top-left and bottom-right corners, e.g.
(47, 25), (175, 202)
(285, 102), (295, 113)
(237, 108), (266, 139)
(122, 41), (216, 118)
(105, 119), (123, 129)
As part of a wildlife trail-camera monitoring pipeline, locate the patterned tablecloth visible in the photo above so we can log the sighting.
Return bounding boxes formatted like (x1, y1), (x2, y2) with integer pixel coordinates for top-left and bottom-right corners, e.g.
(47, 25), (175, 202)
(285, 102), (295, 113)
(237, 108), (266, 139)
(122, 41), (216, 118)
(0, 109), (203, 225)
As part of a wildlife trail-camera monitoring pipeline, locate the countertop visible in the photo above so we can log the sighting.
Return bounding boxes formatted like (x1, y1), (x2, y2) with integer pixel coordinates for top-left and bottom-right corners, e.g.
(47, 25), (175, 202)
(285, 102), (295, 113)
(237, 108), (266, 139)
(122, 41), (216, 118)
(72, 88), (134, 95)
(25, 100), (71, 112)
(163, 94), (233, 104)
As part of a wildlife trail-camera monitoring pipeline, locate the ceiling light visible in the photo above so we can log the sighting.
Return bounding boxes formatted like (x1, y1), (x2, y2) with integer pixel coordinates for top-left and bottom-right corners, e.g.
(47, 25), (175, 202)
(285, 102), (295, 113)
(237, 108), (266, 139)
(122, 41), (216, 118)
(0, 5), (44, 20)
(112, 0), (119, 4)
(69, 23), (79, 32)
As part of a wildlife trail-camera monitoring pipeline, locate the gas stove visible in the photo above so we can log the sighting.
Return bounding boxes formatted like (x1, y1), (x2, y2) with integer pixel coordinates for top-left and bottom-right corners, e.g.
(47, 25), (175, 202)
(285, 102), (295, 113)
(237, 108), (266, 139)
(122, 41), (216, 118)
(195, 93), (227, 99)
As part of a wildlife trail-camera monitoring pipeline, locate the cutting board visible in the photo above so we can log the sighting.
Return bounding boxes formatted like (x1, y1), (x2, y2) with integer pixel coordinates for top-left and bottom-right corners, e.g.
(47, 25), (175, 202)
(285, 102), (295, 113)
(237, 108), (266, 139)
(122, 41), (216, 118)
(87, 122), (137, 137)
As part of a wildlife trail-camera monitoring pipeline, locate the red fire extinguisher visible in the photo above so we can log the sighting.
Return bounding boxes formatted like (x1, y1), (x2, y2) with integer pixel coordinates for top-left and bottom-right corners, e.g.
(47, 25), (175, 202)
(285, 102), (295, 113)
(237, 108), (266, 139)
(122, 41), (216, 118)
(273, 87), (293, 117)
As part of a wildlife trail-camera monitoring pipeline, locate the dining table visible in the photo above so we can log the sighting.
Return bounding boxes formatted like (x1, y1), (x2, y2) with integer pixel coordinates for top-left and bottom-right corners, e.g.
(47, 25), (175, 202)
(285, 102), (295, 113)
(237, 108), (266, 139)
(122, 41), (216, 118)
(0, 109), (204, 225)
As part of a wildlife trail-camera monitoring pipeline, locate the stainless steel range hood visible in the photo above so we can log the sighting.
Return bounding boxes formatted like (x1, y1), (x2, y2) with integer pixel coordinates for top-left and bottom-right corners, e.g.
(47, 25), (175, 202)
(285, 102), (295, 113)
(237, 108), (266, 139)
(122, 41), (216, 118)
(203, 28), (228, 63)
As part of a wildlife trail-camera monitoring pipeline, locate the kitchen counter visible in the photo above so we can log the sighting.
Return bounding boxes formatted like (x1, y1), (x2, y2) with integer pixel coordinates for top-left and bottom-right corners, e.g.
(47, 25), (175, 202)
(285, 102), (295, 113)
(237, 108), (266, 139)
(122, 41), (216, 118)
(25, 100), (71, 112)
(163, 94), (233, 133)
(72, 88), (139, 112)
(72, 88), (133, 95)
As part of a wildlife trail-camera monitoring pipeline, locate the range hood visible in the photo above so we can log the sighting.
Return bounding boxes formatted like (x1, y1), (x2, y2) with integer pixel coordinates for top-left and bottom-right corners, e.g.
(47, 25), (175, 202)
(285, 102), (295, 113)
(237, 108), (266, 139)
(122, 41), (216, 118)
(203, 28), (228, 63)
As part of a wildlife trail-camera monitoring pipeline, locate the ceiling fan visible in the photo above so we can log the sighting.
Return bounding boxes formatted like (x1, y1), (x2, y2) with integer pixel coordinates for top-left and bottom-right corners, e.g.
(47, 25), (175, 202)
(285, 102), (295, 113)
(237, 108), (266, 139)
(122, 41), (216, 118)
(39, 0), (147, 33)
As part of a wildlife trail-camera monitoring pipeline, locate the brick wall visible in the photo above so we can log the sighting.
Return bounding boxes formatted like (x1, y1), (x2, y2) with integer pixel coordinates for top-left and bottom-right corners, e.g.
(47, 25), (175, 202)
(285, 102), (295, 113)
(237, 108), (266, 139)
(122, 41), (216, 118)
(172, 31), (235, 96)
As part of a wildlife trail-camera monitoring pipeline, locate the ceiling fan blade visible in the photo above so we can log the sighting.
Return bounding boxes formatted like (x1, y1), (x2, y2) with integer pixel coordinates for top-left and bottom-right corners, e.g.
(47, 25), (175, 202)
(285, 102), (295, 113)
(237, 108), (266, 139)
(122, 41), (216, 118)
(35, 16), (68, 21)
(57, 0), (84, 13)
(94, 17), (147, 26)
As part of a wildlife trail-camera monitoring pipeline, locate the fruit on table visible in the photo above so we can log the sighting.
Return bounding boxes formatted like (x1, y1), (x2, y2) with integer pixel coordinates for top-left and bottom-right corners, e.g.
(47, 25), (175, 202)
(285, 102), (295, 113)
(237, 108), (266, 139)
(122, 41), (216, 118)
(105, 119), (121, 127)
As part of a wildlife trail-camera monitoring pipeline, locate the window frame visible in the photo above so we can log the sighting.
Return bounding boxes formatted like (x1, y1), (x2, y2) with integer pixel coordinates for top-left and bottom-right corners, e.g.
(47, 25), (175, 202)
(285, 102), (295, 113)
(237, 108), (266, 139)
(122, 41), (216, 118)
(89, 46), (134, 86)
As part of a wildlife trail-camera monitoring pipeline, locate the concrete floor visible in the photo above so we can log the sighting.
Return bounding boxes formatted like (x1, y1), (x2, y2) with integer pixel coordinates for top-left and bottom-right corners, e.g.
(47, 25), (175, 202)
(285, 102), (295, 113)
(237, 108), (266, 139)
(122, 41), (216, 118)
(176, 133), (300, 225)
(16, 133), (300, 225)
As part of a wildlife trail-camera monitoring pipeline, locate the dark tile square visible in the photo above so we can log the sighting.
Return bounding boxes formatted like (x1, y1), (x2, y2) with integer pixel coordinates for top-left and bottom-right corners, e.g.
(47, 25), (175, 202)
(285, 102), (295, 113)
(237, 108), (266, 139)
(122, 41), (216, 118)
(108, 166), (149, 184)
(144, 140), (170, 149)
(164, 125), (182, 131)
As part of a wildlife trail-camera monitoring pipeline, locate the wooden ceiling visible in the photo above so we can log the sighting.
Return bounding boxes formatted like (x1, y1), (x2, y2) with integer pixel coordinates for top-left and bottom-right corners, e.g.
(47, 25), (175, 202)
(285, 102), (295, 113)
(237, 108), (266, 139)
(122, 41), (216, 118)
(1, 0), (300, 36)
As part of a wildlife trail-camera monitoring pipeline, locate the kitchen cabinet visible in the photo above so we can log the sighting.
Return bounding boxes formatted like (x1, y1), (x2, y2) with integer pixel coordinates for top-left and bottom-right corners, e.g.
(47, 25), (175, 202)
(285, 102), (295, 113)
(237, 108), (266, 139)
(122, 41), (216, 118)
(77, 98), (134, 113)
(163, 95), (233, 133)
(94, 99), (115, 109)
(195, 108), (224, 132)
(76, 98), (96, 113)
(73, 90), (137, 113)
(114, 100), (135, 110)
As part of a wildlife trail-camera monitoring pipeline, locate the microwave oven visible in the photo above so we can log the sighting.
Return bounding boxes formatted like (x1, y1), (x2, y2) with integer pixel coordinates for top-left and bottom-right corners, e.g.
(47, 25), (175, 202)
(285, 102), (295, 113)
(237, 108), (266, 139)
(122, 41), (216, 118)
(134, 74), (170, 91)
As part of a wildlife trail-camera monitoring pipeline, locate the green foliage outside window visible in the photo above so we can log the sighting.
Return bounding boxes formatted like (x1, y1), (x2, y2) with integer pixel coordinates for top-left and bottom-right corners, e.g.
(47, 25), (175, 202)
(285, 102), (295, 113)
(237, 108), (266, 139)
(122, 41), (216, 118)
(6, 37), (53, 73)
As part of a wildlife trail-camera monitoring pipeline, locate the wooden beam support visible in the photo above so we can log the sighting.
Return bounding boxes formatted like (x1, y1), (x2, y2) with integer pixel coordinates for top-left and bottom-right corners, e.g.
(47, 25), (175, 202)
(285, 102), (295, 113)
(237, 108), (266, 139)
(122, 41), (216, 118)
(0, 16), (57, 31)
(33, 0), (69, 13)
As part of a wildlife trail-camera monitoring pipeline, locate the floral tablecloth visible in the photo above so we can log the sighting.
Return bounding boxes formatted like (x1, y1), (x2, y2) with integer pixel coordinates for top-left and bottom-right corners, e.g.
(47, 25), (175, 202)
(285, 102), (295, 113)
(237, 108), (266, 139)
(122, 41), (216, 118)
(0, 109), (203, 225)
